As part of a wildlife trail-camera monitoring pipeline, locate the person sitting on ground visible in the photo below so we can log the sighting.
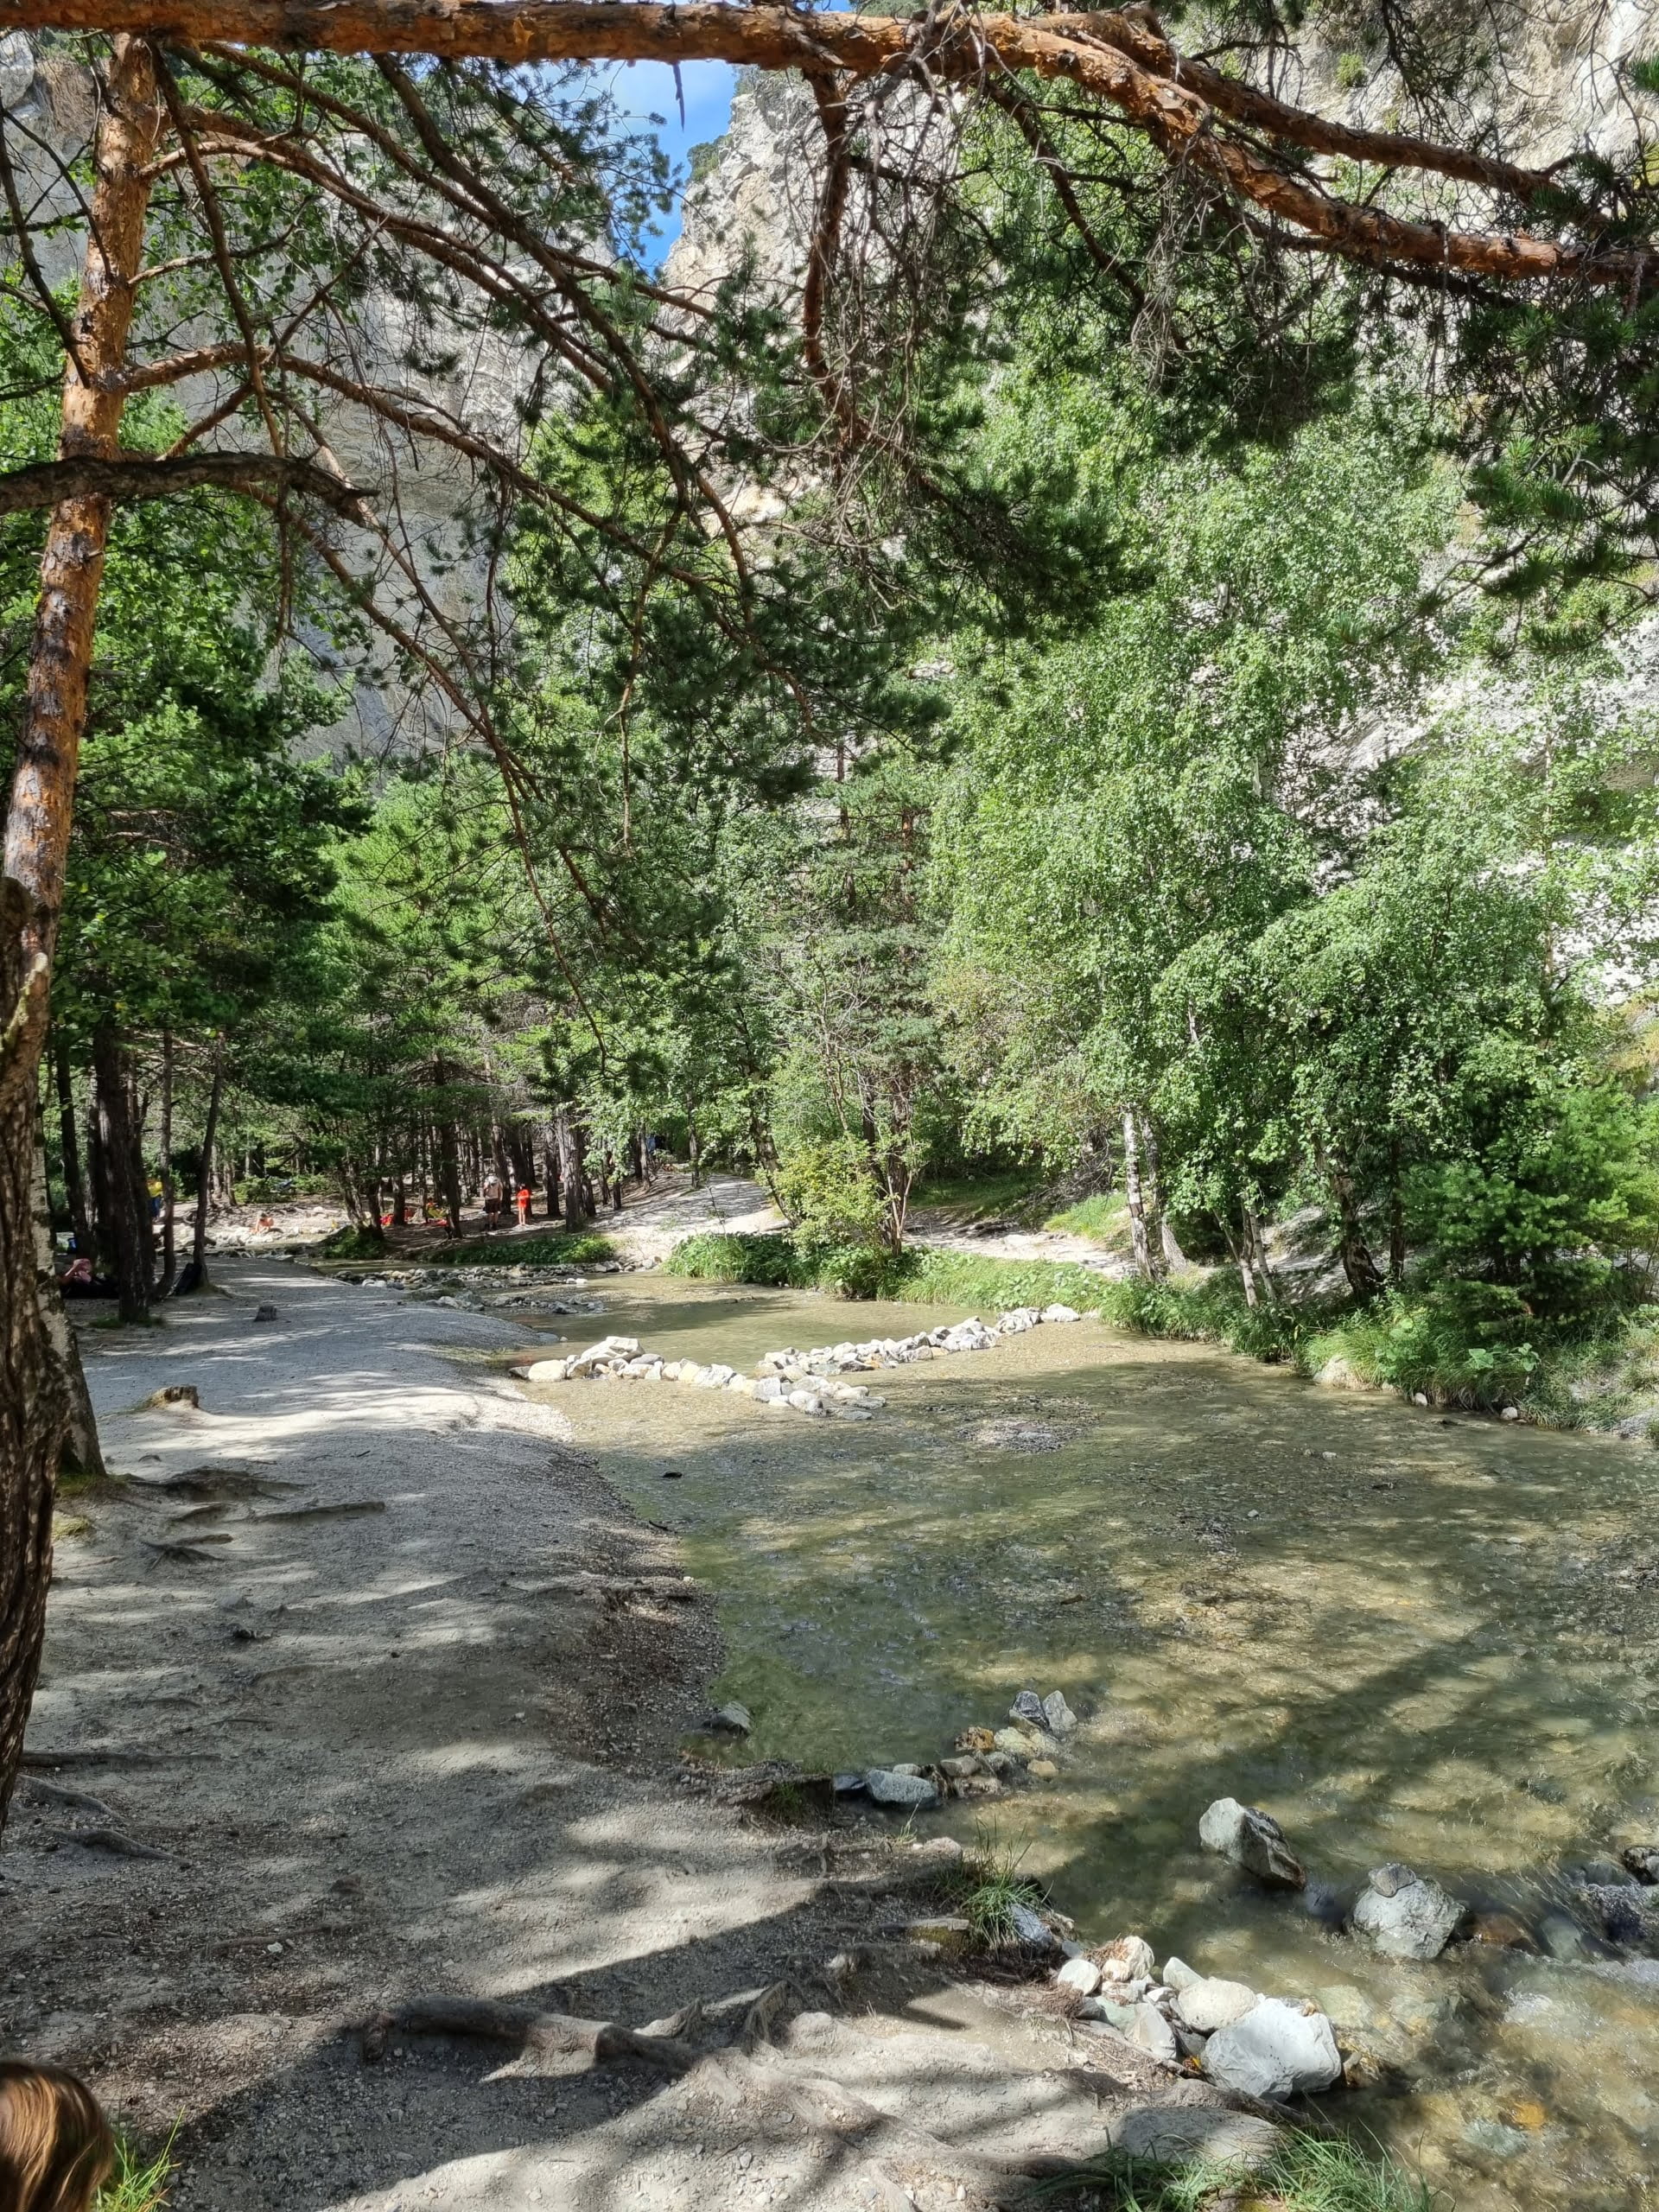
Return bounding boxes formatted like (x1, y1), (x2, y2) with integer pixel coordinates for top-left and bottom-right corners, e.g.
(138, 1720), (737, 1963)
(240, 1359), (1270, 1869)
(0, 2060), (115, 2212)
(57, 1256), (117, 1300)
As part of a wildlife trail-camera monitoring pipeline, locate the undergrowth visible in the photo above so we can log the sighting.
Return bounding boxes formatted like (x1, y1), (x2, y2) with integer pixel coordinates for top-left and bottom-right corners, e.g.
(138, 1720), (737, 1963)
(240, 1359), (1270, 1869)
(1025, 2131), (1440, 2212)
(432, 1230), (616, 1267)
(97, 2126), (177, 2212)
(315, 1224), (387, 1260)
(944, 1821), (1047, 1942)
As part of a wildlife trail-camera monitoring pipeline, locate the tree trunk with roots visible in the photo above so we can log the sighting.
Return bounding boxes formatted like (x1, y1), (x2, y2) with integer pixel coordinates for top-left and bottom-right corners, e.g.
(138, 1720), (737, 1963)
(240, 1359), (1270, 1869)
(0, 35), (159, 1827)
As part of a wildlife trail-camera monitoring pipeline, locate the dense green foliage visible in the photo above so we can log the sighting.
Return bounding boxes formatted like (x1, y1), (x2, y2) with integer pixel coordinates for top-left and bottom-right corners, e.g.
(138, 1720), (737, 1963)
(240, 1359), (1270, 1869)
(13, 40), (1659, 1431)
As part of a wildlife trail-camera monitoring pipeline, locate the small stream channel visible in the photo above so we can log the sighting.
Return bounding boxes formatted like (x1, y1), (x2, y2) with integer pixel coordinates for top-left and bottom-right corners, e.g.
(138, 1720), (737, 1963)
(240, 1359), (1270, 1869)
(518, 1274), (1659, 2209)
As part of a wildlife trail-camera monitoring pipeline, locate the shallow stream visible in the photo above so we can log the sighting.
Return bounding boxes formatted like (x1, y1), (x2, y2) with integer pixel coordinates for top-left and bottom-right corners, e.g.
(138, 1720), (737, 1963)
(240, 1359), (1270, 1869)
(522, 1274), (1659, 2209)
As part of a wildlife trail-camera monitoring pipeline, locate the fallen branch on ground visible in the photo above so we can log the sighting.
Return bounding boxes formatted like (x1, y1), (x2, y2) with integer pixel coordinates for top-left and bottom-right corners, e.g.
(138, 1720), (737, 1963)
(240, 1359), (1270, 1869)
(359, 1996), (698, 2073)
(49, 1825), (166, 1859)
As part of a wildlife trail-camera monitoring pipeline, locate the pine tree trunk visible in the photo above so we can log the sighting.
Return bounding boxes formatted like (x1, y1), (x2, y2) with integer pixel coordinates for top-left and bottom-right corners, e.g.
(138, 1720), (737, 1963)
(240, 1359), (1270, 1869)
(91, 1020), (149, 1322)
(191, 1045), (224, 1283)
(54, 1036), (90, 1252)
(0, 35), (162, 1827)
(557, 1111), (588, 1229)
(157, 1027), (175, 1294)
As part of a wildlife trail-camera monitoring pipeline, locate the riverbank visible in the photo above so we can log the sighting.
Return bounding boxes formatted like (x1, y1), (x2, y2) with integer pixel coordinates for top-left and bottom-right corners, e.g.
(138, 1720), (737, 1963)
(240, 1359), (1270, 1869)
(10, 1259), (1374, 2212)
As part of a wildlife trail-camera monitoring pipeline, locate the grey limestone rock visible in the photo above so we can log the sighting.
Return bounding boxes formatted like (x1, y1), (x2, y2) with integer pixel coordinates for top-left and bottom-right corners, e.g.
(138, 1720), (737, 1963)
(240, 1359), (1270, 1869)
(1351, 1862), (1464, 1961)
(1175, 1976), (1261, 2033)
(1112, 2104), (1282, 2168)
(866, 1768), (941, 1809)
(1201, 1999), (1342, 2098)
(1198, 1797), (1306, 1890)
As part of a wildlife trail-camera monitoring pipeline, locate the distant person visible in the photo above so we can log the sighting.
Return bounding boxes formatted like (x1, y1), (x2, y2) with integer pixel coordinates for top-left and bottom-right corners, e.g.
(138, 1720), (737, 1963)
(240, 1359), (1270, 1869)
(515, 1183), (531, 1227)
(58, 1256), (116, 1300)
(147, 1176), (163, 1222)
(0, 2060), (115, 2212)
(482, 1175), (504, 1231)
(254, 1211), (276, 1234)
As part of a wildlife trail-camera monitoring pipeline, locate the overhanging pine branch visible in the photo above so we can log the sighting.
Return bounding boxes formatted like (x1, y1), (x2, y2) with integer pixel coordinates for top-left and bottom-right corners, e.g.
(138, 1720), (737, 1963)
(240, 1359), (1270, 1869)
(0, 451), (374, 518)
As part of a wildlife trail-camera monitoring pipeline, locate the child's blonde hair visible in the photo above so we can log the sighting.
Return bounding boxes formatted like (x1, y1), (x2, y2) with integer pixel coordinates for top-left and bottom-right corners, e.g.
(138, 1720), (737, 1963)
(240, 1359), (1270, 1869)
(0, 2062), (115, 2212)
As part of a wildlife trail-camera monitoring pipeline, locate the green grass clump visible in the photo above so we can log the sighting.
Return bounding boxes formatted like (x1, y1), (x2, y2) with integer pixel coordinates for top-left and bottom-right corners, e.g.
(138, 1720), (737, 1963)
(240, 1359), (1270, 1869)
(664, 1230), (812, 1286)
(911, 1166), (1051, 1217)
(316, 1224), (387, 1260)
(943, 1821), (1048, 1943)
(893, 1249), (1113, 1313)
(1027, 2129), (1440, 2211)
(1044, 1192), (1130, 1245)
(436, 1230), (616, 1267)
(97, 2126), (177, 2212)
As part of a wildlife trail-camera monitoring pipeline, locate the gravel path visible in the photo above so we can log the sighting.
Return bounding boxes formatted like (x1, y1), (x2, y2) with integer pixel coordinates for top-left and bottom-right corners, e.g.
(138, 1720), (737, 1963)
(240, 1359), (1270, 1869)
(3, 1257), (1229, 2209)
(3, 1261), (827, 2207)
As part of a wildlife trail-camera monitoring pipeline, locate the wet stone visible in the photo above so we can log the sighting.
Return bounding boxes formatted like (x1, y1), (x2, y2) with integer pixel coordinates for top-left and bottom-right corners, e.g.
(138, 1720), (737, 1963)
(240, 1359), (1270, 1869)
(1352, 1863), (1464, 1961)
(1198, 1797), (1306, 1890)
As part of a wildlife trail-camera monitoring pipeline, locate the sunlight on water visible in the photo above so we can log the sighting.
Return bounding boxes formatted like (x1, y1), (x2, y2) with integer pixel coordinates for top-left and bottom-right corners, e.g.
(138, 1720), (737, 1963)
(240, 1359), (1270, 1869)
(523, 1275), (1659, 2210)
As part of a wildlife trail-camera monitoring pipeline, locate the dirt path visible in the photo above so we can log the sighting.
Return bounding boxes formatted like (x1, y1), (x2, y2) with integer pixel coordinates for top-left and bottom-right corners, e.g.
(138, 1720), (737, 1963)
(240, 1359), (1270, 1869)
(3, 1259), (1262, 2209)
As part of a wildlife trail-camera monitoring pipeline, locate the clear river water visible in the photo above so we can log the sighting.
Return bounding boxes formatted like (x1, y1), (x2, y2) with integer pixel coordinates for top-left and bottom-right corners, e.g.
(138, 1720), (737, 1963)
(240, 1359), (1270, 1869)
(518, 1274), (1659, 2210)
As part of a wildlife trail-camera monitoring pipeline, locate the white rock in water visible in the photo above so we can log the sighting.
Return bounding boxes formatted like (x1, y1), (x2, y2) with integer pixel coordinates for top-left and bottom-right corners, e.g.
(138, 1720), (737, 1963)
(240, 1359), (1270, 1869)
(866, 1768), (940, 1808)
(1041, 1304), (1082, 1323)
(1176, 1976), (1261, 2032)
(1161, 1955), (1201, 1992)
(1352, 1863), (1465, 1961)
(1057, 1956), (1103, 1996)
(1198, 1797), (1306, 1889)
(524, 1357), (569, 1382)
(1202, 1999), (1341, 2098)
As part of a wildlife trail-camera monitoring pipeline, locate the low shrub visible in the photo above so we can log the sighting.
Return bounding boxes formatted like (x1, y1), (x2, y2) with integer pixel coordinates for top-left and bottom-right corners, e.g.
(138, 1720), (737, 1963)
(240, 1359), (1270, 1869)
(664, 1231), (812, 1286)
(315, 1224), (386, 1260)
(437, 1230), (617, 1267)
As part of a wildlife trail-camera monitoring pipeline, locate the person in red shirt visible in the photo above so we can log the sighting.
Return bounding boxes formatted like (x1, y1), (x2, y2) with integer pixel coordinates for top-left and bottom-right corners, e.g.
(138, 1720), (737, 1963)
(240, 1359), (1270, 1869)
(515, 1183), (531, 1226)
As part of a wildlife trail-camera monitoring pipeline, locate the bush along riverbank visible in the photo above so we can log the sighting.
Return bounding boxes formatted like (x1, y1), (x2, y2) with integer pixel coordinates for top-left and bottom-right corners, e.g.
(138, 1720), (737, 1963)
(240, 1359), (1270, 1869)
(664, 1231), (1659, 1435)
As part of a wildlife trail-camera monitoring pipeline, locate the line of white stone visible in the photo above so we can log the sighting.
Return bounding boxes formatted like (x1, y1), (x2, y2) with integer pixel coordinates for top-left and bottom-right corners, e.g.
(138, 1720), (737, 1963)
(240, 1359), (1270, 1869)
(521, 1301), (1085, 1419)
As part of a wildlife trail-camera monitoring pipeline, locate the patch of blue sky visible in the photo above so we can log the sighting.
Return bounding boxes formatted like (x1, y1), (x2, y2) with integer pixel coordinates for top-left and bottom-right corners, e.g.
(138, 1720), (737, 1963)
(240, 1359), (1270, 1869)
(599, 59), (737, 270)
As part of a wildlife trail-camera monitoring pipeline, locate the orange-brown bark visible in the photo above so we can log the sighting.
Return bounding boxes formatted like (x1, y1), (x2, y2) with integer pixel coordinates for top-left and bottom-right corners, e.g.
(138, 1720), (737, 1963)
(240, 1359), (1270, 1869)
(0, 34), (161, 1831)
(0, 1), (1637, 285)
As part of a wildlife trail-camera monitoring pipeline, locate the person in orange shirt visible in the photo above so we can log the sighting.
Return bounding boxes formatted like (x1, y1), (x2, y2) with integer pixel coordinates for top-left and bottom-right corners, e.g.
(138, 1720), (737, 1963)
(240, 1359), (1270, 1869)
(515, 1183), (531, 1226)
